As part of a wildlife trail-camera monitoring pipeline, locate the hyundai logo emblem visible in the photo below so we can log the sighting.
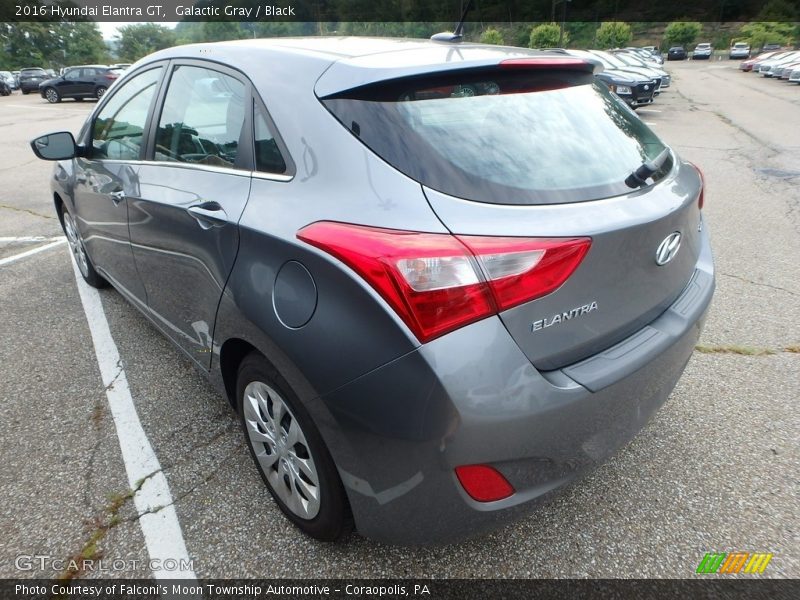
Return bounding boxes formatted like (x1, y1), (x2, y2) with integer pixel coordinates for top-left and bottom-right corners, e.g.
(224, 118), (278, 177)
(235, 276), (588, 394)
(655, 232), (682, 266)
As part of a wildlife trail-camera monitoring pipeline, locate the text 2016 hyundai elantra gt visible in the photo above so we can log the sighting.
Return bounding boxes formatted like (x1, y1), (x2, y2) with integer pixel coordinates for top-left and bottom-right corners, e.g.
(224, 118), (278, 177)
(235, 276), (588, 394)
(31, 38), (714, 544)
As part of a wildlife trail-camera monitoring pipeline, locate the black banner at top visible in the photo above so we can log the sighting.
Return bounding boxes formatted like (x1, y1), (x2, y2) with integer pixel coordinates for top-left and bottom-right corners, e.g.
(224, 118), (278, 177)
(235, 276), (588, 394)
(3, 0), (800, 23)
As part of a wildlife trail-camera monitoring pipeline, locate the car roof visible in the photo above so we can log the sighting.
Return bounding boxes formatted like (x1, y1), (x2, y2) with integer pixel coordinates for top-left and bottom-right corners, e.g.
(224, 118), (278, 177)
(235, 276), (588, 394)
(143, 37), (589, 97)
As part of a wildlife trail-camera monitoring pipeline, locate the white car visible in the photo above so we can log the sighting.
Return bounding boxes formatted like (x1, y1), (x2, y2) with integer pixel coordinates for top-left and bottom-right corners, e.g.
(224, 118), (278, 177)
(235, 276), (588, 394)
(729, 43), (751, 59)
(693, 43), (713, 60)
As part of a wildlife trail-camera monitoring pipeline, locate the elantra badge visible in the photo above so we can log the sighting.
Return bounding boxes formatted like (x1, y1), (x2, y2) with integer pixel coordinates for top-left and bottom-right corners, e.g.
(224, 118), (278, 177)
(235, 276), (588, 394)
(655, 232), (682, 266)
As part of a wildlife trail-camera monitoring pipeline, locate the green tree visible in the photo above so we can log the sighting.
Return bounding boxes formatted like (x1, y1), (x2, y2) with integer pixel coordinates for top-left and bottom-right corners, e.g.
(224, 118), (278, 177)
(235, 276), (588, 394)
(738, 22), (796, 50)
(0, 22), (63, 68)
(756, 0), (799, 21)
(61, 22), (109, 66)
(201, 22), (248, 42)
(116, 24), (177, 62)
(664, 22), (703, 48)
(529, 23), (567, 49)
(480, 27), (505, 45)
(595, 22), (633, 49)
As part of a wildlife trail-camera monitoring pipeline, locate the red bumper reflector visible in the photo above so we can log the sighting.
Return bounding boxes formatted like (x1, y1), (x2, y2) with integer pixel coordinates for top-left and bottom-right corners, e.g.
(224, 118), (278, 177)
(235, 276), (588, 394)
(455, 465), (514, 502)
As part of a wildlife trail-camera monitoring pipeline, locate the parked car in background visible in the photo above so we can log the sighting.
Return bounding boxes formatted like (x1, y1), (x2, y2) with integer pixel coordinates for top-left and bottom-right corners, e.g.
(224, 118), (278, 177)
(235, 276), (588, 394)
(19, 68), (48, 93)
(729, 43), (751, 59)
(740, 51), (780, 72)
(565, 49), (659, 106)
(667, 46), (687, 61)
(788, 66), (800, 83)
(111, 63), (132, 70)
(756, 51), (800, 76)
(762, 43), (783, 52)
(0, 70), (17, 91)
(693, 43), (713, 60)
(777, 59), (800, 80)
(38, 66), (122, 103)
(28, 38), (712, 544)
(12, 70), (20, 86)
(0, 77), (10, 96)
(610, 50), (671, 88)
(621, 47), (664, 65)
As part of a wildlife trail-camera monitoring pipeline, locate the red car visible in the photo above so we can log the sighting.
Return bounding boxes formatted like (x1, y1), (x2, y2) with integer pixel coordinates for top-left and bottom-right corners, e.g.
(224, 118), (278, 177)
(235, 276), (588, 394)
(740, 51), (779, 72)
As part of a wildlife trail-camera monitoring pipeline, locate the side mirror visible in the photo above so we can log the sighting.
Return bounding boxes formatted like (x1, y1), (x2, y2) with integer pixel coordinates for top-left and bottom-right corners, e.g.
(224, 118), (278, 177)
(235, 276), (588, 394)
(30, 131), (77, 161)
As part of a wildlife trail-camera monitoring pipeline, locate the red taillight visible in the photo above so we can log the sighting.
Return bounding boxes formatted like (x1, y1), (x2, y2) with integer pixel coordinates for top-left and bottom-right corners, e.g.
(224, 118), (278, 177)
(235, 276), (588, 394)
(455, 465), (514, 502)
(689, 162), (705, 209)
(458, 235), (591, 311)
(105, 73), (118, 80)
(297, 222), (591, 343)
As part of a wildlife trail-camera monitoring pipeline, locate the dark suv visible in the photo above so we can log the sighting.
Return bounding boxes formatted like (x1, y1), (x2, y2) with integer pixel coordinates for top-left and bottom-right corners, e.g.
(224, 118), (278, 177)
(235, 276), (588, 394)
(39, 66), (122, 103)
(19, 68), (48, 93)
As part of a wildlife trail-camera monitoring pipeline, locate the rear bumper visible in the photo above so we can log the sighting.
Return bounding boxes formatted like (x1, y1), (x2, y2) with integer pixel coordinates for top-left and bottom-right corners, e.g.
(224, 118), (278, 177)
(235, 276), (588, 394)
(315, 224), (714, 545)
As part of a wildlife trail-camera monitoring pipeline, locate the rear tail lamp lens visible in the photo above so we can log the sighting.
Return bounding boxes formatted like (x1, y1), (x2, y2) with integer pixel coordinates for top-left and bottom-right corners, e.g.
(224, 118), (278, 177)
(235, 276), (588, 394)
(689, 162), (705, 209)
(298, 222), (590, 343)
(455, 465), (514, 502)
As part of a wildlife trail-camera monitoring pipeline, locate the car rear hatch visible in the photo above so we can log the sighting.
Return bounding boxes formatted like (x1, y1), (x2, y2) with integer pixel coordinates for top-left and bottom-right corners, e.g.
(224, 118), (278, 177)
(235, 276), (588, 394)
(317, 51), (703, 371)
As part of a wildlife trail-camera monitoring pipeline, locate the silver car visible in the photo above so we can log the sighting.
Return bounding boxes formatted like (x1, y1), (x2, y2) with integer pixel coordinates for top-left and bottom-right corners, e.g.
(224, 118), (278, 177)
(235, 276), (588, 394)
(729, 43), (751, 59)
(30, 38), (713, 544)
(693, 43), (713, 60)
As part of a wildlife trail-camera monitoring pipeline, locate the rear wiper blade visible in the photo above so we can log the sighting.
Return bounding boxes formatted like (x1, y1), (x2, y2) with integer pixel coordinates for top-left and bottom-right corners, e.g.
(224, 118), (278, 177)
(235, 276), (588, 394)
(625, 148), (670, 188)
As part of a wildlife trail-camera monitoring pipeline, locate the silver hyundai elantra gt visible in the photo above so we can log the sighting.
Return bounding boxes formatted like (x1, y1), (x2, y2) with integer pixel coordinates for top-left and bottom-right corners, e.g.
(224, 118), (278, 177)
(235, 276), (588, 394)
(31, 37), (714, 544)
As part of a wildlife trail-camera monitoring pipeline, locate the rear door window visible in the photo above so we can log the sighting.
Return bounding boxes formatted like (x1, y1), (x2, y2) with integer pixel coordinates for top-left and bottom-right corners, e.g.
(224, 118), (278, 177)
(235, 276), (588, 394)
(322, 68), (671, 205)
(154, 65), (246, 170)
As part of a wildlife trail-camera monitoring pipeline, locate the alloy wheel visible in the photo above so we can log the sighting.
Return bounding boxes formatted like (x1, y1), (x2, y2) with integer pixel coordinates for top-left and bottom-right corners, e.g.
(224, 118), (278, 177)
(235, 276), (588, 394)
(243, 381), (321, 519)
(63, 213), (89, 278)
(45, 88), (58, 103)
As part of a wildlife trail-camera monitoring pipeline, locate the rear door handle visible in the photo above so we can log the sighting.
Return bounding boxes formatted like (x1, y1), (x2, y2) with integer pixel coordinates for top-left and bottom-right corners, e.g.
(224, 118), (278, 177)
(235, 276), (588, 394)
(187, 201), (228, 228)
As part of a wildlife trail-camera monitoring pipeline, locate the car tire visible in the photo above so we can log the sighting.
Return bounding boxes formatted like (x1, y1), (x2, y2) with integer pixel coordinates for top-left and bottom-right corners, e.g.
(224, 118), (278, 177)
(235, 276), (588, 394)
(236, 352), (353, 542)
(62, 209), (108, 288)
(21, 89), (29, 95)
(44, 87), (60, 103)
(95, 86), (107, 99)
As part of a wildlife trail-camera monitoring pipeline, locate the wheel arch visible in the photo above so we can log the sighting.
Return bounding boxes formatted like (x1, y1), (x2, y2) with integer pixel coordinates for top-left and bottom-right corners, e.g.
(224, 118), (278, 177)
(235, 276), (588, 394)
(218, 337), (260, 409)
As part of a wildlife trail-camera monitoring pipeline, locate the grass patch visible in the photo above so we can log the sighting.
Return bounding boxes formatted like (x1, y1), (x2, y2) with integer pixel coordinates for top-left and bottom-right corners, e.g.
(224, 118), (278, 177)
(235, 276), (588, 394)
(58, 475), (154, 581)
(695, 344), (776, 356)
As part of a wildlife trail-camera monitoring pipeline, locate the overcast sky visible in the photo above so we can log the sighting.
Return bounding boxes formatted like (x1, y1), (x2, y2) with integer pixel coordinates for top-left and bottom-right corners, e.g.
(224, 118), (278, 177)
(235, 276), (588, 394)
(97, 22), (177, 40)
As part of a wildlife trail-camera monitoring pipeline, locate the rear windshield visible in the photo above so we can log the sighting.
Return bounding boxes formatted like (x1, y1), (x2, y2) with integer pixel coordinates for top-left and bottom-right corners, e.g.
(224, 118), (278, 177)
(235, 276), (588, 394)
(322, 68), (671, 205)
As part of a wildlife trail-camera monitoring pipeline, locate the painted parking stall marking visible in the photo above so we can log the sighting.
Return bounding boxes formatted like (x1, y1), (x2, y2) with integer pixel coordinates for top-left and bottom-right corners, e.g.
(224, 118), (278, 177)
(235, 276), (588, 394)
(68, 249), (196, 580)
(0, 239), (66, 266)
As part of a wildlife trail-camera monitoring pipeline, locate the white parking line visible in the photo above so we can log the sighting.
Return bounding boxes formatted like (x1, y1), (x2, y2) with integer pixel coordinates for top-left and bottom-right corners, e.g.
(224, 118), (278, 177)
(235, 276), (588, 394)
(0, 236), (64, 243)
(0, 239), (66, 266)
(68, 250), (196, 581)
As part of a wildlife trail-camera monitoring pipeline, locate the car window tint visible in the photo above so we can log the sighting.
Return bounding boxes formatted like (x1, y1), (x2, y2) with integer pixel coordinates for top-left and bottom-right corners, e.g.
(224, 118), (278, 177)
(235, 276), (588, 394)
(254, 106), (286, 175)
(65, 70), (80, 81)
(92, 67), (162, 161)
(155, 65), (245, 169)
(323, 70), (670, 205)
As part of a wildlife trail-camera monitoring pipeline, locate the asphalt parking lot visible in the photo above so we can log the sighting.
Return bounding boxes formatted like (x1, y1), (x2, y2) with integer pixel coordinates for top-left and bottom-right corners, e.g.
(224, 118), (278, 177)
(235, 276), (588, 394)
(0, 60), (798, 579)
